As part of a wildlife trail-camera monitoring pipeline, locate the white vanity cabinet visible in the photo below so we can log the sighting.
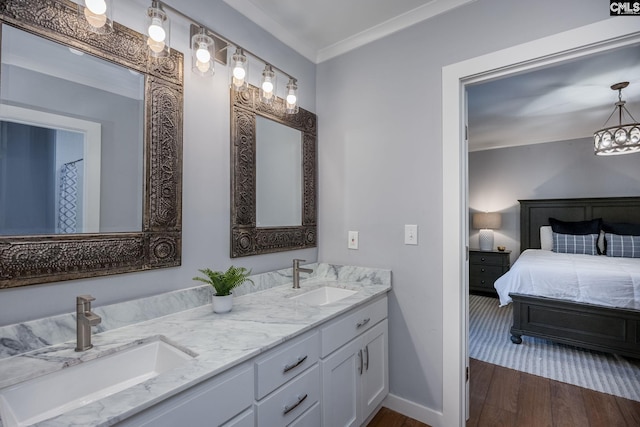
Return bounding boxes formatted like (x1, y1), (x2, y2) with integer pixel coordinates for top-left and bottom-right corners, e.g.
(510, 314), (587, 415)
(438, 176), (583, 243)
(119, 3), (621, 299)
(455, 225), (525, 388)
(118, 362), (254, 427)
(254, 330), (321, 426)
(117, 294), (388, 427)
(320, 296), (389, 427)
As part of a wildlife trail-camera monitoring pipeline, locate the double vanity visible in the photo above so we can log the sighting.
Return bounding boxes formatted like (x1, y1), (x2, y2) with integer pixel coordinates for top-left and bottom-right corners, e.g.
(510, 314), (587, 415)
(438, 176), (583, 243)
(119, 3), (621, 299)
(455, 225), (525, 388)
(0, 264), (391, 426)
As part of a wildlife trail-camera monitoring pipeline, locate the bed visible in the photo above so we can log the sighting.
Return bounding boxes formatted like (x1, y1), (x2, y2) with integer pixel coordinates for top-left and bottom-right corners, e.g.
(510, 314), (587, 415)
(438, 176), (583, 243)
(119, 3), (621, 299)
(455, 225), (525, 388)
(498, 197), (640, 359)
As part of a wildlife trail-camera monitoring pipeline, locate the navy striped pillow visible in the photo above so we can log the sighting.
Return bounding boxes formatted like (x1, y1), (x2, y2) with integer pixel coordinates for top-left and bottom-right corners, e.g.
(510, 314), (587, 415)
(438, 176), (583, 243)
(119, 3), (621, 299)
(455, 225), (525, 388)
(605, 233), (640, 258)
(552, 232), (598, 255)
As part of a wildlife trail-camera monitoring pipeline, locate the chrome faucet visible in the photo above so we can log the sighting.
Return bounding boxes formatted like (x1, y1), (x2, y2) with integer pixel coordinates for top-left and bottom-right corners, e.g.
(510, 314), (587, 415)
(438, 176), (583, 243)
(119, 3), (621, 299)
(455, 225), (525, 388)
(75, 295), (101, 352)
(293, 259), (313, 289)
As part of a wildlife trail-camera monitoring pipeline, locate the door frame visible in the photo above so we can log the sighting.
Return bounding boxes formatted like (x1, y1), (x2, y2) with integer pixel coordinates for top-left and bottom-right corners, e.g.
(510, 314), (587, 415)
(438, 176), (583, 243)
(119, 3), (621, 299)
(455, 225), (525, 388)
(441, 17), (640, 427)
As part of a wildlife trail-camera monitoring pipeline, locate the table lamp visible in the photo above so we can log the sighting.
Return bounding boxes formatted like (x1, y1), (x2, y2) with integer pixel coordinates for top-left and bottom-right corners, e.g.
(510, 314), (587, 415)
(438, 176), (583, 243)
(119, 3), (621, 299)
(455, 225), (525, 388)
(473, 212), (502, 251)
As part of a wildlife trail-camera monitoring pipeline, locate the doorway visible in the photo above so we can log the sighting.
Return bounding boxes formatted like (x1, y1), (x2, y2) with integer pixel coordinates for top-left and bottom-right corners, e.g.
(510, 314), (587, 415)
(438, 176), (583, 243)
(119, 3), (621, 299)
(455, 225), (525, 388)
(441, 18), (640, 427)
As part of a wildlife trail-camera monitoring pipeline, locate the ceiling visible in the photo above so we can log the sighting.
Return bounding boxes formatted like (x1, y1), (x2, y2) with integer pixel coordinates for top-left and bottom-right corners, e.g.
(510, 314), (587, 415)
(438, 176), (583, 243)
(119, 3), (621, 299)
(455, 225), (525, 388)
(467, 44), (640, 151)
(223, 0), (474, 63)
(223, 0), (640, 152)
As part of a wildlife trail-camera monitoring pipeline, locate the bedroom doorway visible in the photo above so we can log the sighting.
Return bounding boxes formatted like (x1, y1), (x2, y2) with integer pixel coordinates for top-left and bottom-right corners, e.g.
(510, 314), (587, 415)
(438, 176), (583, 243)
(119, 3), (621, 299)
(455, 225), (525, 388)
(441, 19), (640, 426)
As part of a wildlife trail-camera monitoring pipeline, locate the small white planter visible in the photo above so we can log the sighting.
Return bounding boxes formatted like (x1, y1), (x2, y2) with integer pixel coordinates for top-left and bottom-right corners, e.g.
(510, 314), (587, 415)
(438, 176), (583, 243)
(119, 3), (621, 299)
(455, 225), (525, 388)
(212, 294), (233, 313)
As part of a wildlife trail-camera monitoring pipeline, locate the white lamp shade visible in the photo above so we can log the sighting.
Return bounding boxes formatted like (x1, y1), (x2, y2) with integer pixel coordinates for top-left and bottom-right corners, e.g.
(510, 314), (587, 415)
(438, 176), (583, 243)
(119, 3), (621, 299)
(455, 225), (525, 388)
(472, 212), (502, 230)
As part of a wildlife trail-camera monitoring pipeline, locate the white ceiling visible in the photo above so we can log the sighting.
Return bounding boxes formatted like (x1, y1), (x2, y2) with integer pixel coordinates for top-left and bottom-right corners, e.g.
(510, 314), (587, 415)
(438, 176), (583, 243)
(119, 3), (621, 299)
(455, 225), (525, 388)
(467, 44), (640, 151)
(223, 0), (640, 152)
(223, 0), (475, 63)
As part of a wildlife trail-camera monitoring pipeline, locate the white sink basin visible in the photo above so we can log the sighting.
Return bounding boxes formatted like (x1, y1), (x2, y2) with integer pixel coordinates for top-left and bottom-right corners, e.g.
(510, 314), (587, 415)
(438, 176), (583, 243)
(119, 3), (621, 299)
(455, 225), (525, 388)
(289, 286), (357, 306)
(0, 337), (194, 427)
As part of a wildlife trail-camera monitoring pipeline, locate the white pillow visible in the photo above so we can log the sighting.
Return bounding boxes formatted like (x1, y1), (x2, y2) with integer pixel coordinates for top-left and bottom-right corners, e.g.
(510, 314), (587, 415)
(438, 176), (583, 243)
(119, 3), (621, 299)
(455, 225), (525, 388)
(540, 226), (553, 250)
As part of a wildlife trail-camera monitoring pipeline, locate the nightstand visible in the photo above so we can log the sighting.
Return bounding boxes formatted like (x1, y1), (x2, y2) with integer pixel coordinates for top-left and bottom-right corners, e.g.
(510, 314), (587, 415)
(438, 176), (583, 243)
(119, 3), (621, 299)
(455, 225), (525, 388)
(469, 249), (511, 296)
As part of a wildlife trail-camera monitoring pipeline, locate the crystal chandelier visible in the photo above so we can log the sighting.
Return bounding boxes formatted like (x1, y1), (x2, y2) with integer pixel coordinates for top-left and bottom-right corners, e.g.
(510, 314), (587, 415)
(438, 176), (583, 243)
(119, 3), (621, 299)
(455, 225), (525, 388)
(594, 82), (640, 156)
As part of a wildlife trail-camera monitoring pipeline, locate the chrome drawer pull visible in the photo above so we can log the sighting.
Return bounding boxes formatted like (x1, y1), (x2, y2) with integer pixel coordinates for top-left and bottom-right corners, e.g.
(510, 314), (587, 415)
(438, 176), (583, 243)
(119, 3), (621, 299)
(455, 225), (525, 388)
(283, 393), (308, 415)
(364, 345), (369, 371)
(283, 355), (308, 373)
(356, 317), (371, 328)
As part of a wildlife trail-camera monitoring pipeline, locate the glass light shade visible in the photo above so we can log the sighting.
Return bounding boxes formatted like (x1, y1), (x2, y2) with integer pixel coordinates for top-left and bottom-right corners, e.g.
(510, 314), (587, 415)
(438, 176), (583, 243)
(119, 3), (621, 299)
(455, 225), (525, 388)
(260, 65), (276, 105)
(147, 2), (170, 58)
(285, 78), (298, 114)
(78, 0), (113, 34)
(231, 48), (248, 91)
(191, 29), (215, 77)
(594, 124), (640, 155)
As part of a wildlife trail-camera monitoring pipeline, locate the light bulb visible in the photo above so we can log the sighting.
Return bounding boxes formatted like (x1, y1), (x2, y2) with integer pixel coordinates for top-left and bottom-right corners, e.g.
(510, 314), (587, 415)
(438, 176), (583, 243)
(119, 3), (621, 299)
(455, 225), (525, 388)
(84, 7), (107, 28)
(147, 38), (165, 53)
(196, 44), (211, 63)
(262, 80), (273, 93)
(196, 60), (211, 73)
(286, 93), (297, 105)
(233, 65), (246, 80)
(148, 17), (166, 42)
(85, 0), (106, 15)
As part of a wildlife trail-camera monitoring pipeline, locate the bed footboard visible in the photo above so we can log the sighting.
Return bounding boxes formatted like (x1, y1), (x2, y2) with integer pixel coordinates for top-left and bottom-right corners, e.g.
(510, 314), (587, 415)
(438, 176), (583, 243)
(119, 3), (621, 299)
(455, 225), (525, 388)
(509, 293), (640, 359)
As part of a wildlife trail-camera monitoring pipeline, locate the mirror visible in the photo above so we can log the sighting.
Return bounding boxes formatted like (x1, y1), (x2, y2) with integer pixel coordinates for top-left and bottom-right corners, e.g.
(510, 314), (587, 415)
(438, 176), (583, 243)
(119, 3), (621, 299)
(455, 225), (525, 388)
(231, 85), (317, 257)
(0, 25), (144, 235)
(0, 0), (183, 288)
(255, 116), (302, 227)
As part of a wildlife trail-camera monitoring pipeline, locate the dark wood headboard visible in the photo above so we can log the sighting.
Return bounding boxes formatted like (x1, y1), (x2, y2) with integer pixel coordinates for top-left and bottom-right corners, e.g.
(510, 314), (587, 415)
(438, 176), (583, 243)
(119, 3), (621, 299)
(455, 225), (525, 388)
(519, 197), (640, 252)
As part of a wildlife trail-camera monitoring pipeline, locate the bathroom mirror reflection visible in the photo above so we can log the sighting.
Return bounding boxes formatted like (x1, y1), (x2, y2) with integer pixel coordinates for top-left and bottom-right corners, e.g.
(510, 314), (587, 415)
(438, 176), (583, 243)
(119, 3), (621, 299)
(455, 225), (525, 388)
(256, 116), (302, 227)
(0, 25), (144, 236)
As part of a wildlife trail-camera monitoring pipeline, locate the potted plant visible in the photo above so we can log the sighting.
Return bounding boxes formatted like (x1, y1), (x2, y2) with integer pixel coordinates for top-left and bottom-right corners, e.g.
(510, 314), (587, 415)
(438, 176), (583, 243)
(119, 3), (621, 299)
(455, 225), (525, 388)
(193, 266), (254, 313)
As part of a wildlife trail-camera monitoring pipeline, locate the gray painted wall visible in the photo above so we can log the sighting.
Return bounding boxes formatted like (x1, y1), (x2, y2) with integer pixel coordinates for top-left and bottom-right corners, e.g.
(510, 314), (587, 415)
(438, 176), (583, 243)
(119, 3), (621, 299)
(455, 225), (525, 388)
(317, 0), (605, 415)
(0, 0), (316, 325)
(469, 137), (640, 263)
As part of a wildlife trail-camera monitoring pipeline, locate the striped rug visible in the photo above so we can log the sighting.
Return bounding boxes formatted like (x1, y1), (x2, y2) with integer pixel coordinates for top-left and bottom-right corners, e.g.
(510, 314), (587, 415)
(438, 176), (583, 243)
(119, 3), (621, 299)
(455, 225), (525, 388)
(469, 294), (640, 401)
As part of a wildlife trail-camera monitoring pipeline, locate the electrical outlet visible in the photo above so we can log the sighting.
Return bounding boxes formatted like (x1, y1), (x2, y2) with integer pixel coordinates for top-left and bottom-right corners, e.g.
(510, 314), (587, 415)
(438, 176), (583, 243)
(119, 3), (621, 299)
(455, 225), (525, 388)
(348, 231), (359, 249)
(405, 224), (418, 245)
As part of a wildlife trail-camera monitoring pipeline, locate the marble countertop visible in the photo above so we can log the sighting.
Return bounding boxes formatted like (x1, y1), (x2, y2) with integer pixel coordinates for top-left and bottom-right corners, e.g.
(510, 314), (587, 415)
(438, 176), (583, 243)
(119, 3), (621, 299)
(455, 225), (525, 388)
(0, 265), (391, 426)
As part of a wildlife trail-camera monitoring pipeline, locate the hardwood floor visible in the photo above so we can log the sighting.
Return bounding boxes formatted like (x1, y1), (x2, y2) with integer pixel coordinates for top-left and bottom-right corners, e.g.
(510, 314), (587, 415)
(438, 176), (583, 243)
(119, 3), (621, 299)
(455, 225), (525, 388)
(367, 358), (640, 427)
(367, 406), (430, 427)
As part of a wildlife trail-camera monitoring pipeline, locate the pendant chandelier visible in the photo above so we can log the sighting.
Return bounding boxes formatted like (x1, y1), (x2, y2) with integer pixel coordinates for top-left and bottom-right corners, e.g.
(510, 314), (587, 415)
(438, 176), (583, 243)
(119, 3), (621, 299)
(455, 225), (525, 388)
(594, 82), (640, 156)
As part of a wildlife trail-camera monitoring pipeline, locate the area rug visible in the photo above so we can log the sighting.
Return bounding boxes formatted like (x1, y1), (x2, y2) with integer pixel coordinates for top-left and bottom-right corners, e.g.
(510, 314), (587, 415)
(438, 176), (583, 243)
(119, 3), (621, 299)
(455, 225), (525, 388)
(469, 294), (640, 401)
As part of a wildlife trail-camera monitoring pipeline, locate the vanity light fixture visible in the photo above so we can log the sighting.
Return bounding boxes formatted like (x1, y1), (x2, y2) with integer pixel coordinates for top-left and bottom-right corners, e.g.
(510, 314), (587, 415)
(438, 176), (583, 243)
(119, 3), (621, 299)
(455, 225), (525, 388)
(191, 27), (215, 76)
(79, 0), (113, 33)
(594, 82), (640, 155)
(285, 78), (298, 114)
(231, 48), (248, 91)
(142, 2), (301, 112)
(260, 64), (276, 105)
(147, 1), (170, 58)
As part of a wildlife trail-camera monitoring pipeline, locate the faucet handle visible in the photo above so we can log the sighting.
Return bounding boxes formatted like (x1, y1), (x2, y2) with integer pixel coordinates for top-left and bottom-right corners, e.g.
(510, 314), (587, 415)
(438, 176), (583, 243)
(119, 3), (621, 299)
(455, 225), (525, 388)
(77, 295), (95, 304)
(293, 259), (306, 265)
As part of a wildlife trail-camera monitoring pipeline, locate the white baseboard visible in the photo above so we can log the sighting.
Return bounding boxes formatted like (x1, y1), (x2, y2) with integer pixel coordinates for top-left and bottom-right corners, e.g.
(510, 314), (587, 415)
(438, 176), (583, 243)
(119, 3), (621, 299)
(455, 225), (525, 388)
(382, 393), (444, 427)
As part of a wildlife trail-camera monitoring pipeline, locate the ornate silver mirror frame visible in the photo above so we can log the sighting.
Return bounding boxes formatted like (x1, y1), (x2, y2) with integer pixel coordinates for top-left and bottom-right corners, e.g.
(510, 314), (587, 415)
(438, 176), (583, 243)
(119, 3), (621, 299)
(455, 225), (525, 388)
(0, 0), (183, 288)
(231, 85), (317, 257)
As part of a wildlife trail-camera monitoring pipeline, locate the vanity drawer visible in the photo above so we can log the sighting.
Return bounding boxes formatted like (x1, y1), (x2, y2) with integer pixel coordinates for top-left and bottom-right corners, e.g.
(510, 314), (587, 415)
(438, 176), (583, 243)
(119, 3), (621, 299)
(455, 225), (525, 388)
(255, 364), (320, 426)
(321, 296), (387, 357)
(255, 330), (320, 399)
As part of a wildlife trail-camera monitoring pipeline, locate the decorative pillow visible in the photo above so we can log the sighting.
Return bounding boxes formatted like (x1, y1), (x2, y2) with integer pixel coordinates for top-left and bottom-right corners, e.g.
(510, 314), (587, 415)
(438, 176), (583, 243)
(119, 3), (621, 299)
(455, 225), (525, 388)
(540, 226), (553, 251)
(605, 233), (640, 258)
(602, 222), (640, 236)
(552, 232), (599, 255)
(549, 217), (602, 235)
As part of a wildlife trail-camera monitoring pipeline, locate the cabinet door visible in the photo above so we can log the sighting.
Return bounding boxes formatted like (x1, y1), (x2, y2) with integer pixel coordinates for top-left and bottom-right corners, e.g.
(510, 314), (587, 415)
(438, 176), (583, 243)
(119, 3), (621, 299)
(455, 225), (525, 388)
(361, 320), (388, 418)
(321, 338), (362, 427)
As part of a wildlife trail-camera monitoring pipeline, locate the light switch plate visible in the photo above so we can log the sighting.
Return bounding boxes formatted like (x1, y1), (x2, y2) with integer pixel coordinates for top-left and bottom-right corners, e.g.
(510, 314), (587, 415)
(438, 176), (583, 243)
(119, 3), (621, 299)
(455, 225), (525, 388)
(405, 224), (418, 245)
(348, 231), (359, 249)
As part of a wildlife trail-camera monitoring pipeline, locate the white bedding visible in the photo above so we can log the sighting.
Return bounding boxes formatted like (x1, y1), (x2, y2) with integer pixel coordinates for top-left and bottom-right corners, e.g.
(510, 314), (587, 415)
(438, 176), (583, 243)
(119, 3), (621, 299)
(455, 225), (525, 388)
(494, 249), (640, 310)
